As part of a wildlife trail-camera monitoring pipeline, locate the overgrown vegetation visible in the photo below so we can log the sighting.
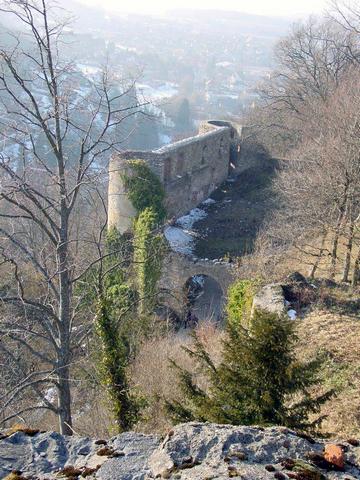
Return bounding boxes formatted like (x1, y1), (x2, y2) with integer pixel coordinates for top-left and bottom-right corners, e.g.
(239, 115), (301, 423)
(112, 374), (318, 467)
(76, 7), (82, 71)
(91, 229), (139, 432)
(93, 164), (166, 432)
(226, 279), (257, 327)
(167, 282), (334, 430)
(133, 208), (165, 315)
(121, 159), (166, 223)
(95, 298), (141, 432)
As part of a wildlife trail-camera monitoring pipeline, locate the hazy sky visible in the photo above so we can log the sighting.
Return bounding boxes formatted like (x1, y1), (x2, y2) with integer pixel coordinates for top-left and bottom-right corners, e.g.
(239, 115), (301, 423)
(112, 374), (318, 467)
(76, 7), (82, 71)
(79, 0), (329, 17)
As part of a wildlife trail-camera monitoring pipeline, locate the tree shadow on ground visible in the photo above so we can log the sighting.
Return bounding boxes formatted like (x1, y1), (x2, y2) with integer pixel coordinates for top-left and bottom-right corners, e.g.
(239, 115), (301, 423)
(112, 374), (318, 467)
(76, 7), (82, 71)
(194, 154), (279, 260)
(320, 293), (360, 316)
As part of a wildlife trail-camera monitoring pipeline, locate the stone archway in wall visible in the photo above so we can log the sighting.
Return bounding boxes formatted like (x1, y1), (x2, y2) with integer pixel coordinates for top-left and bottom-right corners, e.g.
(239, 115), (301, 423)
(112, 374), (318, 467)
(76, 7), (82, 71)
(160, 252), (235, 319)
(183, 274), (224, 324)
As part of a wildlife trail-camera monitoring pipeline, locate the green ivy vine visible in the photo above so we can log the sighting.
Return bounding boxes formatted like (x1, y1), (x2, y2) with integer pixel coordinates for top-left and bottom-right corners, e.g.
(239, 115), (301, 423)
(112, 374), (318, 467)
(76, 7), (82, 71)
(121, 159), (166, 223)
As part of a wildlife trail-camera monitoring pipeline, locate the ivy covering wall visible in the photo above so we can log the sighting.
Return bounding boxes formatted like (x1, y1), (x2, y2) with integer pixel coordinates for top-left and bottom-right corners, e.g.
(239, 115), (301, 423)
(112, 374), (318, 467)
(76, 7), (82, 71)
(121, 159), (166, 223)
(94, 159), (167, 431)
(133, 207), (165, 314)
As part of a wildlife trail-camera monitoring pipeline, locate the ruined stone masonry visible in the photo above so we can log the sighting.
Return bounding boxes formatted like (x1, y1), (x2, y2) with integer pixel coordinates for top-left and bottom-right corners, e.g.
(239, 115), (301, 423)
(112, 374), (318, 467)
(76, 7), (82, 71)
(108, 120), (243, 233)
(107, 120), (257, 316)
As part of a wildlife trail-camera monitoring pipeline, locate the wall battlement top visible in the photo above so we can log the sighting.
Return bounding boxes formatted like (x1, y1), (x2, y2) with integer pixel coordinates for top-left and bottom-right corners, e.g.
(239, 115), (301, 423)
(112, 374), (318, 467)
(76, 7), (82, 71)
(114, 120), (239, 160)
(155, 122), (229, 154)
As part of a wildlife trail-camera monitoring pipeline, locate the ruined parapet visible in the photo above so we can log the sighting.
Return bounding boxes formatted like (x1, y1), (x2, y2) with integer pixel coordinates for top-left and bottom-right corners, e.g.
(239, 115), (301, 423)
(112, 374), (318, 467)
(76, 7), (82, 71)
(108, 120), (242, 233)
(200, 120), (242, 175)
(159, 122), (232, 216)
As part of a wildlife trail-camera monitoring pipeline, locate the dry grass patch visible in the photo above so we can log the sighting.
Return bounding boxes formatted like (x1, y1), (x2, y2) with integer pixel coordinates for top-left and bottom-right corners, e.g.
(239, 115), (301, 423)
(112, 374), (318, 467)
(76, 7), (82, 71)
(296, 310), (360, 438)
(5, 424), (40, 437)
(131, 322), (223, 434)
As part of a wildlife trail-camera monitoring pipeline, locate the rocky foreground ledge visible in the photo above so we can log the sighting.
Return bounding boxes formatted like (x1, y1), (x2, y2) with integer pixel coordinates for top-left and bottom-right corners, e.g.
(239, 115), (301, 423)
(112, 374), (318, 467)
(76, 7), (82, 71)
(1, 422), (360, 480)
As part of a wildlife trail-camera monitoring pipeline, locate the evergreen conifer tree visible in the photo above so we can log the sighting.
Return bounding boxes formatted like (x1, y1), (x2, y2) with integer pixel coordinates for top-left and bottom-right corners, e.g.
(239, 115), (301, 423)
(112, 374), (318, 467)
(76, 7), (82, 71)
(167, 296), (333, 430)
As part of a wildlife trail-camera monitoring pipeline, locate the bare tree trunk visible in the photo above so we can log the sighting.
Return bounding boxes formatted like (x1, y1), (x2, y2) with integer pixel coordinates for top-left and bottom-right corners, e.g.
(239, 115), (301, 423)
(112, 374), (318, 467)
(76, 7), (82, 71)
(57, 294), (72, 436)
(57, 366), (72, 435)
(330, 232), (340, 280)
(330, 202), (347, 280)
(57, 205), (73, 435)
(352, 249), (360, 287)
(309, 232), (327, 279)
(341, 222), (354, 282)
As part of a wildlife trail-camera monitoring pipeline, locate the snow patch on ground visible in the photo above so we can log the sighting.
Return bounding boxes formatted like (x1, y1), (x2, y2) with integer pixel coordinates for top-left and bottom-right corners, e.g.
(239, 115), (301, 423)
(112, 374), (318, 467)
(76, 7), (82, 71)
(77, 63), (101, 76)
(44, 387), (57, 404)
(287, 309), (297, 320)
(202, 198), (216, 205)
(177, 208), (207, 229)
(165, 207), (207, 255)
(115, 43), (137, 53)
(2, 142), (20, 158)
(164, 226), (195, 255)
(137, 82), (178, 100)
(192, 274), (205, 287)
(159, 133), (172, 145)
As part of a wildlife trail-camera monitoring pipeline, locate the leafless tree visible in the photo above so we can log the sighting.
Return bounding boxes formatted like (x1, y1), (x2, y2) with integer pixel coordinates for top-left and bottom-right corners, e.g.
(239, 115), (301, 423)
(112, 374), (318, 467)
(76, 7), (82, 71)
(330, 0), (360, 35)
(251, 16), (360, 157)
(264, 67), (360, 283)
(0, 0), (146, 434)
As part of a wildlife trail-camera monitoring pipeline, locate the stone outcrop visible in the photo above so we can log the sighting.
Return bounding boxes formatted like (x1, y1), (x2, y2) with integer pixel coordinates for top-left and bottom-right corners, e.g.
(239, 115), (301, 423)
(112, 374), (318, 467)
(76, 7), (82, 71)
(252, 283), (286, 316)
(0, 430), (159, 480)
(1, 423), (360, 479)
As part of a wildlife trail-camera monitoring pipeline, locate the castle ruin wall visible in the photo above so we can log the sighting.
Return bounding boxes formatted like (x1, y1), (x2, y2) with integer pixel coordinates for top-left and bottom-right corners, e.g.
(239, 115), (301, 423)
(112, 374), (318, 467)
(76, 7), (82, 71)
(108, 120), (242, 233)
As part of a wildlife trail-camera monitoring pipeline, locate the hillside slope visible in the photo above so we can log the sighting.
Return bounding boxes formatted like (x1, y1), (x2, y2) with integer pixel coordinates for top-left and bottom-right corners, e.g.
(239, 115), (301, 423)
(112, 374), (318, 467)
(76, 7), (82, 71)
(297, 310), (360, 438)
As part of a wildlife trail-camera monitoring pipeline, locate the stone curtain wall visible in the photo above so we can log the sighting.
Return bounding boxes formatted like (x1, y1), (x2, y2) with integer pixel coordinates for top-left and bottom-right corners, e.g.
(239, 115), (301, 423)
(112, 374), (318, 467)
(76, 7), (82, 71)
(108, 121), (241, 232)
(159, 125), (232, 217)
(107, 121), (252, 316)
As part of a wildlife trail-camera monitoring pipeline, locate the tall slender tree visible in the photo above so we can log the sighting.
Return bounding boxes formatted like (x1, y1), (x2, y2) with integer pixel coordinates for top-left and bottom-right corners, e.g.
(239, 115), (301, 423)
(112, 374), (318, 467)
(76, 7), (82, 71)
(0, 0), (144, 434)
